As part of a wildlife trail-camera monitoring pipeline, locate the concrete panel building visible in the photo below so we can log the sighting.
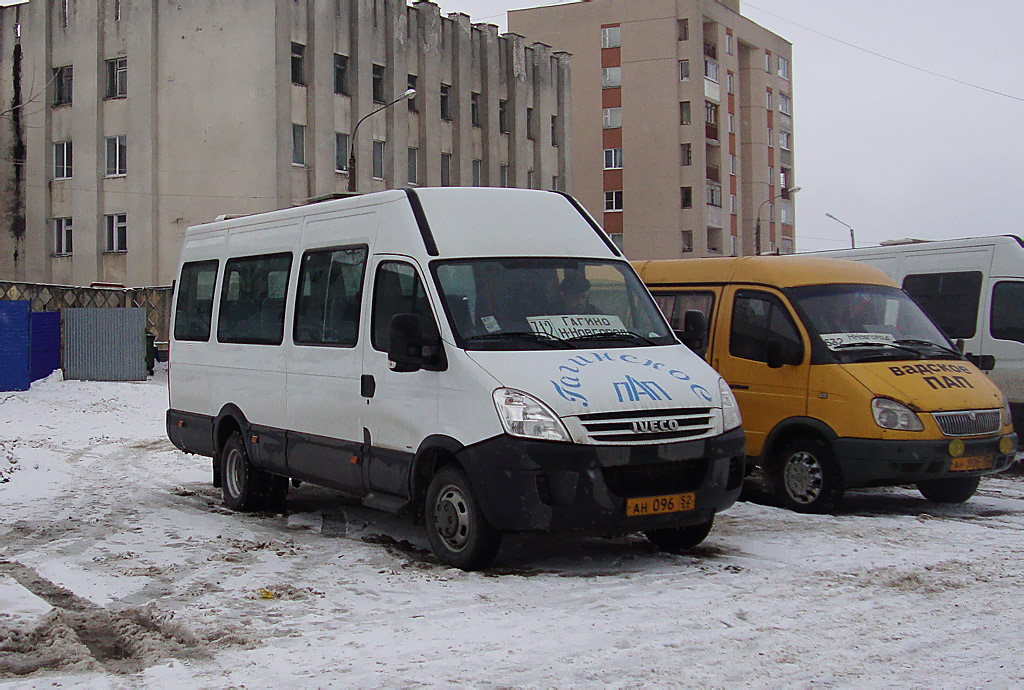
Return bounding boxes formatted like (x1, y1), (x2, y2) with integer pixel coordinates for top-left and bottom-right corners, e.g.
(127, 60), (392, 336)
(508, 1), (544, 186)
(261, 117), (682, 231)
(0, 0), (571, 286)
(510, 0), (794, 259)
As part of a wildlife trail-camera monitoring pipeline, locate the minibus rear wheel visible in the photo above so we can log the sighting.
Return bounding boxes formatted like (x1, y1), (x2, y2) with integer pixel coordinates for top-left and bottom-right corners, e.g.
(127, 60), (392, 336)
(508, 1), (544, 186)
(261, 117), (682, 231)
(425, 466), (502, 571)
(773, 437), (843, 513)
(916, 476), (980, 503)
(222, 432), (276, 512)
(645, 517), (714, 553)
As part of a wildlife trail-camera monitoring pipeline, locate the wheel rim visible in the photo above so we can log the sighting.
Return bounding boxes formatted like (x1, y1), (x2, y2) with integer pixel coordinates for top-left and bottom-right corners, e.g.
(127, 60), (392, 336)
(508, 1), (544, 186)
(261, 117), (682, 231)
(784, 451), (824, 504)
(224, 447), (245, 499)
(432, 483), (471, 552)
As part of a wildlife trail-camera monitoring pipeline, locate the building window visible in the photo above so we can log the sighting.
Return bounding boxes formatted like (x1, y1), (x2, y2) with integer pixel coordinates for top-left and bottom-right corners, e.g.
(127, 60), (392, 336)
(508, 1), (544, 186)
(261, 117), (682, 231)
(766, 90), (773, 110)
(602, 67), (621, 88)
(727, 72), (735, 94)
(765, 52), (772, 72)
(601, 26), (620, 48)
(705, 101), (718, 125)
(726, 33), (733, 55)
(681, 230), (693, 253)
(778, 56), (791, 80)
(704, 59), (719, 83)
(527, 169), (535, 189)
(603, 107), (622, 129)
(60, 0), (69, 28)
(290, 43), (305, 85)
(471, 92), (480, 126)
(472, 158), (482, 186)
(407, 75), (418, 112)
(551, 115), (559, 146)
(105, 213), (127, 252)
(609, 233), (624, 251)
(729, 113), (735, 133)
(605, 190), (623, 211)
(681, 187), (693, 209)
(780, 130), (792, 151)
(707, 182), (722, 207)
(291, 124), (305, 166)
(679, 101), (691, 125)
(551, 175), (560, 192)
(53, 66), (73, 106)
(781, 200), (794, 224)
(440, 84), (452, 121)
(499, 164), (508, 187)
(767, 128), (773, 146)
(114, 0), (121, 21)
(526, 107), (536, 139)
(105, 57), (127, 98)
(53, 141), (73, 179)
(604, 147), (623, 169)
(440, 153), (452, 186)
(372, 140), (385, 179)
(105, 135), (126, 176)
(768, 166), (774, 186)
(54, 218), (72, 256)
(372, 64), (385, 104)
(335, 132), (349, 172)
(681, 143), (691, 166)
(679, 60), (690, 81)
(780, 93), (792, 116)
(678, 19), (689, 41)
(729, 153), (736, 175)
(408, 147), (418, 184)
(334, 54), (350, 95)
(730, 194), (737, 215)
(499, 99), (509, 133)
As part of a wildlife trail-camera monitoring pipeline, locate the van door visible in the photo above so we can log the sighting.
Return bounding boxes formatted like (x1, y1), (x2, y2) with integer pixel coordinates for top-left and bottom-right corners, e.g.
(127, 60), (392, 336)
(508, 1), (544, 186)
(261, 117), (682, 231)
(983, 279), (1024, 421)
(360, 257), (441, 498)
(650, 287), (722, 359)
(714, 286), (810, 457)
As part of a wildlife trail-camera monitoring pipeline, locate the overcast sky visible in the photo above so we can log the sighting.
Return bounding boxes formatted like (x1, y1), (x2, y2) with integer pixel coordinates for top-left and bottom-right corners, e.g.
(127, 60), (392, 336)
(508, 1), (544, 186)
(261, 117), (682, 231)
(433, 0), (1024, 251)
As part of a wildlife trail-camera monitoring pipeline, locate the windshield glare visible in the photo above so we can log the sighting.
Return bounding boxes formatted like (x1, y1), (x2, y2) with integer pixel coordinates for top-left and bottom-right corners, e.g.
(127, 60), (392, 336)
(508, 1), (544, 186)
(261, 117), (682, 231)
(791, 284), (955, 360)
(433, 258), (674, 350)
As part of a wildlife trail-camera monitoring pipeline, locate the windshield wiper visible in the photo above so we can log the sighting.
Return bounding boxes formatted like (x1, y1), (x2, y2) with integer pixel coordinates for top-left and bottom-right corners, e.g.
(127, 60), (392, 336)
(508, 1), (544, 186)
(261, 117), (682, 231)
(830, 341), (926, 358)
(463, 331), (573, 349)
(894, 338), (963, 358)
(565, 331), (660, 346)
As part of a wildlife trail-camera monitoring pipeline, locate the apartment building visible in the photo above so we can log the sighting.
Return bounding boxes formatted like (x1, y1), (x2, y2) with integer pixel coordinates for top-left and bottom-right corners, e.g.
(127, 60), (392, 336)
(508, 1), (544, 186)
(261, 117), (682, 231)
(0, 0), (571, 286)
(510, 0), (794, 259)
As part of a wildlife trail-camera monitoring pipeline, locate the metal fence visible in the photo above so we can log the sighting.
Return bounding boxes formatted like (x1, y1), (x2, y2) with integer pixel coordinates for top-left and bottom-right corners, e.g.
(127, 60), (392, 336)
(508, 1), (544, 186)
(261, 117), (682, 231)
(63, 308), (147, 382)
(0, 301), (31, 391)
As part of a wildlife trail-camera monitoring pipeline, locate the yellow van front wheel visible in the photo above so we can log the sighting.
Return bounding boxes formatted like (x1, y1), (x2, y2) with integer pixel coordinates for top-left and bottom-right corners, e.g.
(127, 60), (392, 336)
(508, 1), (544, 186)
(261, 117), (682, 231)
(772, 437), (843, 513)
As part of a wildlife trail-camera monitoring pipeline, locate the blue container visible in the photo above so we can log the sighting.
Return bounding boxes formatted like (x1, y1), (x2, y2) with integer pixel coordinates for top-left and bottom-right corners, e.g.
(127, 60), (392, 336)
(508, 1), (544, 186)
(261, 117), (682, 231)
(0, 300), (31, 391)
(30, 311), (61, 382)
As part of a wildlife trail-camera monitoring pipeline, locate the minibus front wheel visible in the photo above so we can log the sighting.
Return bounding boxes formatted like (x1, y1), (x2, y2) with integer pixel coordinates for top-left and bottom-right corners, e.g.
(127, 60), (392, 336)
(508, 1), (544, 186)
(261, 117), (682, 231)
(916, 476), (980, 503)
(425, 466), (502, 570)
(772, 437), (843, 513)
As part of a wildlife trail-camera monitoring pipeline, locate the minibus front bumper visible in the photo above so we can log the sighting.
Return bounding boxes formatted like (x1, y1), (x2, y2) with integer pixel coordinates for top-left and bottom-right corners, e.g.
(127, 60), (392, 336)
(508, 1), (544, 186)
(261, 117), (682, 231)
(455, 427), (745, 533)
(833, 433), (1018, 487)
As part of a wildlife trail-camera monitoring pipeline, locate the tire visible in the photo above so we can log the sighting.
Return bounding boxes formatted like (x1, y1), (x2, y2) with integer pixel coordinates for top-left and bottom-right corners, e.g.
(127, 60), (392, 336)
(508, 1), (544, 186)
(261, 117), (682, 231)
(917, 475), (980, 503)
(772, 437), (843, 513)
(221, 432), (273, 511)
(424, 466), (502, 571)
(645, 517), (714, 553)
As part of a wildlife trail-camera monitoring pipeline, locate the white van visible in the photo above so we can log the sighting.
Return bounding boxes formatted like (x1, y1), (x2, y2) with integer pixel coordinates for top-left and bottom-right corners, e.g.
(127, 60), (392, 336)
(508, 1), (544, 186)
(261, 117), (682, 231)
(819, 236), (1024, 437)
(167, 188), (745, 570)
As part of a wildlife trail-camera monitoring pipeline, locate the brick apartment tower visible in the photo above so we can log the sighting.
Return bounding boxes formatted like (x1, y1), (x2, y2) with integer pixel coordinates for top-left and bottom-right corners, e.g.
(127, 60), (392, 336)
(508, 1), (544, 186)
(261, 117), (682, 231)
(511, 0), (795, 258)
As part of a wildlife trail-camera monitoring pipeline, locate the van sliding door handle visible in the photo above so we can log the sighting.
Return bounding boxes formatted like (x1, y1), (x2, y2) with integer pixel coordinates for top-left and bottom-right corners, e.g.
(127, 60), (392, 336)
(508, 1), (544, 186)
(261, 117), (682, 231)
(729, 384), (749, 390)
(361, 374), (376, 398)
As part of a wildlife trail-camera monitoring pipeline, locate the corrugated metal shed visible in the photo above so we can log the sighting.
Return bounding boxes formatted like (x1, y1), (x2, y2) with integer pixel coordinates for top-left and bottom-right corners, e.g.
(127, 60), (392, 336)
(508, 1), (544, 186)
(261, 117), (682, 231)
(0, 300), (31, 391)
(30, 311), (60, 382)
(63, 308), (147, 381)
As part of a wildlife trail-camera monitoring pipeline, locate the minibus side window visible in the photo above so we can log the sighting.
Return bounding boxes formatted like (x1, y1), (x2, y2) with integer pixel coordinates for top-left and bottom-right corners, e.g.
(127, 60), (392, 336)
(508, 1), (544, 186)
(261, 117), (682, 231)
(174, 260), (219, 341)
(217, 253), (293, 345)
(729, 290), (800, 362)
(990, 281), (1024, 344)
(902, 271), (982, 339)
(371, 261), (438, 352)
(294, 246), (367, 347)
(653, 291), (715, 331)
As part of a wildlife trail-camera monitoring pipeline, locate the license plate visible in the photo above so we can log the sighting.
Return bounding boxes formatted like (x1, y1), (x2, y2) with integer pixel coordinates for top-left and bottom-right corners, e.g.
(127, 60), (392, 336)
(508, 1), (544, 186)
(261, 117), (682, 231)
(950, 455), (993, 472)
(626, 493), (696, 517)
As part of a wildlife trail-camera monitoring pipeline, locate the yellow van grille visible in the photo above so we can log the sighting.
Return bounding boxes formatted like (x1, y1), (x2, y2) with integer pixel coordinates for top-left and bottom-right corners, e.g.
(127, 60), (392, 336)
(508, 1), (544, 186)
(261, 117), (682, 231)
(576, 407), (714, 444)
(932, 410), (1001, 437)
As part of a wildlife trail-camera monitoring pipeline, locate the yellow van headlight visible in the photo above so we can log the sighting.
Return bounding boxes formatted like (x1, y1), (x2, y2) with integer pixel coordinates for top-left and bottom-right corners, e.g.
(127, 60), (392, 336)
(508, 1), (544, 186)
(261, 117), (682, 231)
(493, 388), (571, 442)
(1002, 398), (1013, 428)
(871, 398), (924, 432)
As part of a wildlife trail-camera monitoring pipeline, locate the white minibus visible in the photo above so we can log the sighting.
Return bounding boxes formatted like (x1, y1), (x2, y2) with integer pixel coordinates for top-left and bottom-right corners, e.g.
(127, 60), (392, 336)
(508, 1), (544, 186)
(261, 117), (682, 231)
(819, 236), (1024, 438)
(167, 188), (745, 569)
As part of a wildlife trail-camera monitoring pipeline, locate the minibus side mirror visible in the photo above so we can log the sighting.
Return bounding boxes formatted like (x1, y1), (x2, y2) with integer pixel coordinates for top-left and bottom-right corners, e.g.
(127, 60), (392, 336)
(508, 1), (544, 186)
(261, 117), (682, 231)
(678, 310), (708, 356)
(766, 338), (802, 369)
(388, 313), (440, 373)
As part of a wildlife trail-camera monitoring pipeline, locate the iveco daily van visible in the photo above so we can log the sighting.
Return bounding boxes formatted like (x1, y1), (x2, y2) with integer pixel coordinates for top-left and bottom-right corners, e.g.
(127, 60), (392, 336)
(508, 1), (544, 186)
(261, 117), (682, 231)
(167, 188), (745, 569)
(635, 256), (1017, 512)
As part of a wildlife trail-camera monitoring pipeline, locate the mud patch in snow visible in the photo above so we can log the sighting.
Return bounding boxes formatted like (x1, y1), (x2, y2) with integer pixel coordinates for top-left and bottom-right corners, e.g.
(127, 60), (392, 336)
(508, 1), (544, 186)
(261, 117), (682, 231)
(0, 442), (19, 484)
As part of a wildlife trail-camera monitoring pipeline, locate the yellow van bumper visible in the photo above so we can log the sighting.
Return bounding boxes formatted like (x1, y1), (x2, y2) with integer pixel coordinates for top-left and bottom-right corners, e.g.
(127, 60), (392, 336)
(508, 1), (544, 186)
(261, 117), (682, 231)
(832, 433), (1017, 488)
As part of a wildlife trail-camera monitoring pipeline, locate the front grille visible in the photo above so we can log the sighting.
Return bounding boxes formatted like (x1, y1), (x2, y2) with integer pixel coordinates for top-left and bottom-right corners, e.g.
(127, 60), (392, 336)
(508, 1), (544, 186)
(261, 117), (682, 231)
(576, 407), (714, 445)
(932, 409), (1001, 437)
(602, 460), (709, 498)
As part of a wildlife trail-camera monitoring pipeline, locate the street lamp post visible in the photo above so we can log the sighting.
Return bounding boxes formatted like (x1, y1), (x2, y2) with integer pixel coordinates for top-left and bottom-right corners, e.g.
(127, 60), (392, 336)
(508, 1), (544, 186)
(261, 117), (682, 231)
(755, 186), (801, 255)
(347, 88), (416, 193)
(825, 212), (856, 249)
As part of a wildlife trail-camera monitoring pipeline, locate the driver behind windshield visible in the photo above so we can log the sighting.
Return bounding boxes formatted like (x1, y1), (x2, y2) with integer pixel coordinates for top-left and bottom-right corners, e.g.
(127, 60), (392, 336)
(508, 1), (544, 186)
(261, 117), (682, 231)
(559, 273), (600, 315)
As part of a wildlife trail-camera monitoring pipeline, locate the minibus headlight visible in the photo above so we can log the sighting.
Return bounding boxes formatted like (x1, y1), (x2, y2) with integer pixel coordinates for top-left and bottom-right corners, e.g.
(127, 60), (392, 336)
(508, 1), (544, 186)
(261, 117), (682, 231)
(493, 388), (571, 443)
(1002, 398), (1013, 428)
(871, 398), (924, 432)
(719, 378), (742, 431)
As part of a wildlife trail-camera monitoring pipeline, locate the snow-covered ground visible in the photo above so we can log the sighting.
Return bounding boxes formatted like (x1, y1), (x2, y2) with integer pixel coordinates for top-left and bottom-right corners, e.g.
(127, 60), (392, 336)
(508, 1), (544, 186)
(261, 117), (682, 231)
(2, 368), (1023, 687)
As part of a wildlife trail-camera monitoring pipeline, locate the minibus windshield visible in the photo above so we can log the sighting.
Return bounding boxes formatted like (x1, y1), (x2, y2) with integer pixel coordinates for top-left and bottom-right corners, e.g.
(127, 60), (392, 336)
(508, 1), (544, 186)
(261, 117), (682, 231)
(790, 284), (962, 363)
(433, 258), (675, 350)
